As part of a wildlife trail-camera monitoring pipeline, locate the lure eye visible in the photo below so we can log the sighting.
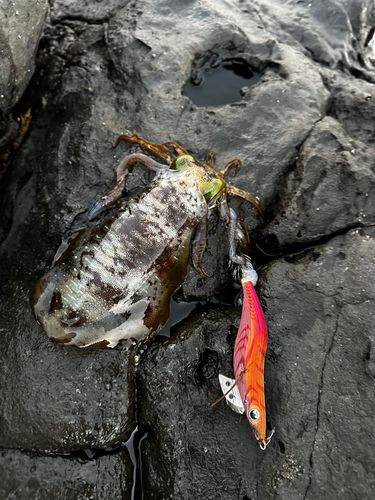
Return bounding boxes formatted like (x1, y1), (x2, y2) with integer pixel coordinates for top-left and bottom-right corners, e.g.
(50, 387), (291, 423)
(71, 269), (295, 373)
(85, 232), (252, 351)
(249, 409), (260, 421)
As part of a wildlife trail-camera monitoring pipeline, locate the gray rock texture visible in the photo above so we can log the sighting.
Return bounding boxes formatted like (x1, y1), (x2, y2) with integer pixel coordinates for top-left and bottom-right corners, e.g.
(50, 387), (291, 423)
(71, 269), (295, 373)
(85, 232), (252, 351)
(0, 0), (49, 119)
(1, 0), (375, 498)
(260, 116), (375, 249)
(0, 447), (132, 500)
(258, 228), (375, 500)
(0, 295), (136, 453)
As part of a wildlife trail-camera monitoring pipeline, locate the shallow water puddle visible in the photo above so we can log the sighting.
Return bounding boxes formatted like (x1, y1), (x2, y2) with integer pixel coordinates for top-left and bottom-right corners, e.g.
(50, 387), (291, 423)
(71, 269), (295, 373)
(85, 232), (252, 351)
(183, 59), (261, 107)
(158, 297), (202, 337)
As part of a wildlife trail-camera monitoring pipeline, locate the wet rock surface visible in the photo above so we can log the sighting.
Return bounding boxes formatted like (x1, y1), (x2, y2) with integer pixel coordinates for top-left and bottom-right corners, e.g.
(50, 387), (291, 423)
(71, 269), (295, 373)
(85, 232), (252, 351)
(0, 0), (49, 119)
(0, 295), (136, 453)
(259, 229), (375, 499)
(0, 0), (375, 498)
(260, 116), (375, 250)
(0, 447), (132, 500)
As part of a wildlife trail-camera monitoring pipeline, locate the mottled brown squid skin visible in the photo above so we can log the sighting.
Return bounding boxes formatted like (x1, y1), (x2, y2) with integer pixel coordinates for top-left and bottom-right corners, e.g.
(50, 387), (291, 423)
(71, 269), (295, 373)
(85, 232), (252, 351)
(31, 169), (207, 349)
(31, 134), (263, 349)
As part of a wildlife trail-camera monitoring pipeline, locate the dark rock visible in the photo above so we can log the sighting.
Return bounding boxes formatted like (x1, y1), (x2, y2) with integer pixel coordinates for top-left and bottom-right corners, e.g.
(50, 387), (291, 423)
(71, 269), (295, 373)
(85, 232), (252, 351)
(260, 116), (375, 250)
(327, 71), (375, 145)
(252, 0), (358, 67)
(51, 0), (131, 23)
(258, 228), (375, 500)
(0, 447), (132, 499)
(0, 297), (136, 453)
(357, 0), (375, 67)
(0, 117), (20, 155)
(0, 0), (49, 120)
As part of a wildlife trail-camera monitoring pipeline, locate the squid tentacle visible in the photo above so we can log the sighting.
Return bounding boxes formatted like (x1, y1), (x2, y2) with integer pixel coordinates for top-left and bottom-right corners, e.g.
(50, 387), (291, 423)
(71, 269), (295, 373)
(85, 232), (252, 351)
(163, 141), (188, 156)
(219, 158), (241, 177)
(115, 134), (176, 164)
(220, 201), (248, 268)
(207, 150), (216, 168)
(192, 214), (209, 278)
(89, 153), (167, 220)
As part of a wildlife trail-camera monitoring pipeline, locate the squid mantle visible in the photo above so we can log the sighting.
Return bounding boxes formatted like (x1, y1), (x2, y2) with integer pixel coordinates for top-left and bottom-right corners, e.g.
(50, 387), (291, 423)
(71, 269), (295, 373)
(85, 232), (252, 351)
(30, 134), (262, 349)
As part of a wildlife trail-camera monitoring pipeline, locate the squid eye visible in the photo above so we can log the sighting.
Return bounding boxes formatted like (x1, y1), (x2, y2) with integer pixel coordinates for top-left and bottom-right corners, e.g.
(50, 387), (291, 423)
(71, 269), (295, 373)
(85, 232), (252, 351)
(249, 409), (260, 421)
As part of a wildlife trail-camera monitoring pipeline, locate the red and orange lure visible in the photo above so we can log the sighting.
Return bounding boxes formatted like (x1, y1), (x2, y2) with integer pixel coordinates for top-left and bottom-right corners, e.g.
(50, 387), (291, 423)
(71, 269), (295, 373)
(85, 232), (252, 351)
(217, 256), (274, 450)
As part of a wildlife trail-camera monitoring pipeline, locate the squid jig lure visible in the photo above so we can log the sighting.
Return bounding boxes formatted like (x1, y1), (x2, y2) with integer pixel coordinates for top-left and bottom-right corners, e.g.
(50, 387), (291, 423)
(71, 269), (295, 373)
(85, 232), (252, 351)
(215, 250), (274, 450)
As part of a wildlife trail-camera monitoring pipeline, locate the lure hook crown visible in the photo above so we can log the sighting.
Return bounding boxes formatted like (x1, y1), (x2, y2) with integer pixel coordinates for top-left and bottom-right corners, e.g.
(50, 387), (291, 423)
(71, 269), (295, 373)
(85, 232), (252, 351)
(259, 427), (276, 450)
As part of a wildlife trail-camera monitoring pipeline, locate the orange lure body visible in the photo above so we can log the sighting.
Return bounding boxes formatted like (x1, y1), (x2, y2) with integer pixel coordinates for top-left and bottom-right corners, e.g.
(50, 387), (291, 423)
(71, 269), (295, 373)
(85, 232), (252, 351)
(233, 277), (269, 448)
(214, 220), (273, 449)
